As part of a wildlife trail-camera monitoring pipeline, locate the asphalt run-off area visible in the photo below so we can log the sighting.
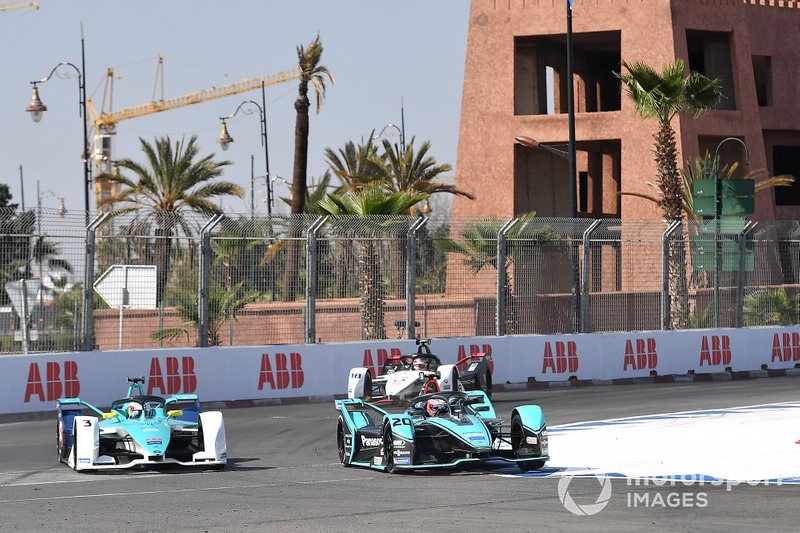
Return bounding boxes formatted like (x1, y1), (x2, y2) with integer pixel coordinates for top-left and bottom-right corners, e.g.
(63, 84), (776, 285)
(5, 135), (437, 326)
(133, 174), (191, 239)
(1, 378), (799, 531)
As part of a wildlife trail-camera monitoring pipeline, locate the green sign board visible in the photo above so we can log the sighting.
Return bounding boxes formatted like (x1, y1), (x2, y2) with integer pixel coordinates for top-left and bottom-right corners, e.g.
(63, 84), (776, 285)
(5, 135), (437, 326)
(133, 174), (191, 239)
(693, 179), (755, 198)
(694, 197), (755, 217)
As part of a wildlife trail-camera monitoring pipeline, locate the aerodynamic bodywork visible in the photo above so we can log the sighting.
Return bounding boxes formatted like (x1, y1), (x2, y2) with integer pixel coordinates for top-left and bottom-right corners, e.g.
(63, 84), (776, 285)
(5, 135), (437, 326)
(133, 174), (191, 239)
(347, 339), (493, 403)
(335, 390), (548, 472)
(56, 377), (226, 471)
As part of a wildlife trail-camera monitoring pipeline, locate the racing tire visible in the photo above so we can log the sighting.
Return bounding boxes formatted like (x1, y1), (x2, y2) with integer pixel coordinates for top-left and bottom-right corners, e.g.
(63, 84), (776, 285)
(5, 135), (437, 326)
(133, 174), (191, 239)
(56, 418), (66, 463)
(480, 370), (492, 399)
(363, 371), (373, 402)
(511, 414), (544, 472)
(71, 420), (79, 472)
(195, 417), (225, 471)
(382, 426), (397, 474)
(336, 416), (350, 466)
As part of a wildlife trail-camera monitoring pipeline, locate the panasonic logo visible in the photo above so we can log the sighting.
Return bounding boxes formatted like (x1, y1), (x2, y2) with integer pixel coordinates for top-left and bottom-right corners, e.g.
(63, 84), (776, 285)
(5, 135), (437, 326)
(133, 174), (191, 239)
(361, 436), (382, 447)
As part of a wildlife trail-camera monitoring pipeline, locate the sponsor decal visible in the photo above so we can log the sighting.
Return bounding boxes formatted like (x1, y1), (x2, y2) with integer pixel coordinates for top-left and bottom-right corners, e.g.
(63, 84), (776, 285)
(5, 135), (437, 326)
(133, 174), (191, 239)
(373, 457), (383, 465)
(623, 338), (658, 371)
(146, 438), (163, 446)
(771, 333), (800, 363)
(258, 352), (304, 390)
(699, 335), (731, 366)
(393, 439), (405, 446)
(148, 356), (197, 395)
(542, 341), (579, 374)
(78, 458), (90, 464)
(466, 432), (486, 442)
(526, 436), (539, 445)
(141, 427), (158, 432)
(395, 457), (411, 465)
(394, 450), (411, 456)
(361, 435), (382, 447)
(24, 361), (80, 403)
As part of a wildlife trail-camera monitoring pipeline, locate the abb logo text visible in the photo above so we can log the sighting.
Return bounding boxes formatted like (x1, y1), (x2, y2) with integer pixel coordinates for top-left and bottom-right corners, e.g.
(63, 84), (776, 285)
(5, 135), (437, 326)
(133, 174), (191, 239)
(542, 341), (579, 374)
(24, 361), (80, 403)
(363, 348), (402, 377)
(699, 335), (731, 366)
(623, 338), (658, 371)
(771, 333), (800, 363)
(456, 344), (494, 373)
(258, 353), (304, 390)
(148, 356), (197, 395)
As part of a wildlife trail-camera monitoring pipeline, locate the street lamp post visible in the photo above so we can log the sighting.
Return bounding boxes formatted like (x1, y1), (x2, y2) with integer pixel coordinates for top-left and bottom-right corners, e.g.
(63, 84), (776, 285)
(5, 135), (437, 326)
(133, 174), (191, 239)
(515, 135), (582, 332)
(711, 137), (750, 327)
(217, 81), (272, 216)
(26, 26), (91, 223)
(372, 123), (405, 153)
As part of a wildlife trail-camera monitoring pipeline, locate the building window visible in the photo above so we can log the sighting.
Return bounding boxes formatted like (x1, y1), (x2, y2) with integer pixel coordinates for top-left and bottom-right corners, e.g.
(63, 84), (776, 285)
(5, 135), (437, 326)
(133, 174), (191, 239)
(752, 55), (772, 107)
(686, 30), (736, 110)
(514, 31), (621, 116)
(774, 146), (800, 206)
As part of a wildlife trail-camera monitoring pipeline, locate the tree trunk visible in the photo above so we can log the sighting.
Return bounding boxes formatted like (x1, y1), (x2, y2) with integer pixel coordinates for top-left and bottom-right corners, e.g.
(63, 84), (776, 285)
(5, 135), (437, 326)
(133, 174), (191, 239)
(359, 239), (386, 340)
(283, 86), (310, 302)
(654, 121), (689, 329)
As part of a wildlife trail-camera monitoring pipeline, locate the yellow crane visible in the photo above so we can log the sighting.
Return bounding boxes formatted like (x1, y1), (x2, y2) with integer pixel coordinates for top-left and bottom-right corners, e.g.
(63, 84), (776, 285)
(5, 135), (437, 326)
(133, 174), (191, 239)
(87, 58), (300, 206)
(0, 1), (39, 12)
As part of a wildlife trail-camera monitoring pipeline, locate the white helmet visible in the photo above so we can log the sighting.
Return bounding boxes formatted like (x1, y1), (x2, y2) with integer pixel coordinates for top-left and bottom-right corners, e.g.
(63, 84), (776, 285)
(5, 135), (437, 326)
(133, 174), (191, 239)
(127, 401), (143, 418)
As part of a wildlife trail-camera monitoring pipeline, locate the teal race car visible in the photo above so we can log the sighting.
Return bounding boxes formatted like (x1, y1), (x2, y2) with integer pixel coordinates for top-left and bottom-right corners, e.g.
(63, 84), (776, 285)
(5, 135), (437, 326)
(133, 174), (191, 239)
(335, 390), (548, 473)
(56, 377), (227, 471)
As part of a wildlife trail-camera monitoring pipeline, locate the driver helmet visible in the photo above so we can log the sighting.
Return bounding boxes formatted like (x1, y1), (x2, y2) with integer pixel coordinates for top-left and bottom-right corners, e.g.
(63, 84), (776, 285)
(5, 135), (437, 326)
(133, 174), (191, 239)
(413, 357), (428, 371)
(127, 401), (143, 418)
(426, 398), (448, 418)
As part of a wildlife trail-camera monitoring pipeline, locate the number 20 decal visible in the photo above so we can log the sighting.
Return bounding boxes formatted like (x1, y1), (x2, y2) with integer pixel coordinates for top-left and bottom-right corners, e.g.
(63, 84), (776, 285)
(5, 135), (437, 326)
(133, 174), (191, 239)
(392, 418), (411, 427)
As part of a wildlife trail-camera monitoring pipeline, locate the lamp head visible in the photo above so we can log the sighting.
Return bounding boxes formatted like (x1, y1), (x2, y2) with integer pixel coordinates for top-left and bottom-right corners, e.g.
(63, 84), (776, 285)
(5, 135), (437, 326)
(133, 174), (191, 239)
(217, 120), (233, 151)
(514, 135), (540, 149)
(26, 85), (47, 123)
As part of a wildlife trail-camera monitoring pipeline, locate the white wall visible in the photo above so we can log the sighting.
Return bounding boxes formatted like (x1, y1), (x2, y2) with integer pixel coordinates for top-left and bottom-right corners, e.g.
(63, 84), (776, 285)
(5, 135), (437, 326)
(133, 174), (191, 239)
(3, 326), (799, 415)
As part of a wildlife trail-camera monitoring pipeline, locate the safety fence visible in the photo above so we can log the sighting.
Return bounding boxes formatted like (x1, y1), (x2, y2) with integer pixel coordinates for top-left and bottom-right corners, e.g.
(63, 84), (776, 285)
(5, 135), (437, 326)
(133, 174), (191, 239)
(1, 207), (799, 354)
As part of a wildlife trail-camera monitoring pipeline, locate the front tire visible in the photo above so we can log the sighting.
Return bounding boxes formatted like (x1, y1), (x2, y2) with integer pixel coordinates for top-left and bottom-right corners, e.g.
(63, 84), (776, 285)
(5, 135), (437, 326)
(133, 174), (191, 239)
(363, 371), (373, 401)
(511, 414), (544, 471)
(382, 426), (397, 474)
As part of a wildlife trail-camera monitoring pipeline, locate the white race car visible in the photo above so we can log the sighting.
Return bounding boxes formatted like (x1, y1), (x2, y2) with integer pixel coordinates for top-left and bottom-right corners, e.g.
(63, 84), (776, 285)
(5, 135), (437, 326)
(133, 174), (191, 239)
(347, 339), (493, 403)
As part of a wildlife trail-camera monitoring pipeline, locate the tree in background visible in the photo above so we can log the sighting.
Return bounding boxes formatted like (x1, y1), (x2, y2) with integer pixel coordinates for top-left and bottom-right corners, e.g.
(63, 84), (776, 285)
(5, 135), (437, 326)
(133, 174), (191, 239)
(616, 59), (722, 329)
(314, 183), (426, 340)
(284, 34), (335, 302)
(95, 136), (243, 305)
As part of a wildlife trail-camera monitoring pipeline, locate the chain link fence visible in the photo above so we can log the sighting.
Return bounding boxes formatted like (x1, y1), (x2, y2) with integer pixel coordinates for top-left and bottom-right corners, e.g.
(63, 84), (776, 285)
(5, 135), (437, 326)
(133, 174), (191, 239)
(1, 209), (799, 354)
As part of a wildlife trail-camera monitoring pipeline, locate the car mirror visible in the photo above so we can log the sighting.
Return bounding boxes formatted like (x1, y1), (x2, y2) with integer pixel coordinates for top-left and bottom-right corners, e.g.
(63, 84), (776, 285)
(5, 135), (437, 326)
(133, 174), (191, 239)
(167, 409), (183, 417)
(102, 412), (118, 419)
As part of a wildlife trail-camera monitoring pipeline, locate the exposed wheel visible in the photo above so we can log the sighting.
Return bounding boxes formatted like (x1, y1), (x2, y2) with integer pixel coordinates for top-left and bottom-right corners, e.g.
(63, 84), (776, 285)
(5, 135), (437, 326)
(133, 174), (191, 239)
(71, 420), (78, 471)
(511, 414), (543, 471)
(56, 418), (66, 463)
(483, 371), (492, 399)
(363, 371), (373, 401)
(382, 426), (397, 474)
(336, 416), (349, 466)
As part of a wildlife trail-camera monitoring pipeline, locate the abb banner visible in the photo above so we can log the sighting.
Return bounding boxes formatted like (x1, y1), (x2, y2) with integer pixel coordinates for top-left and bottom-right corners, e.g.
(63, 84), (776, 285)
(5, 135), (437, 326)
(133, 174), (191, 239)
(2, 327), (799, 415)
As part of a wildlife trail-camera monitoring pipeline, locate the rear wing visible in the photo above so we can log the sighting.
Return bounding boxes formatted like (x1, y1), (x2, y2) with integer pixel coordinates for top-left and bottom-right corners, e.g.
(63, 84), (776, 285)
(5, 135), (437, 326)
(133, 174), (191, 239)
(57, 398), (104, 417)
(165, 394), (201, 424)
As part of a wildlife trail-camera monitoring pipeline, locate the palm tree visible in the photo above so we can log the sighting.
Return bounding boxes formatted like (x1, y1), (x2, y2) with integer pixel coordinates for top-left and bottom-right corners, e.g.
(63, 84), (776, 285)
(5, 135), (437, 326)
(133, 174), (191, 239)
(151, 281), (258, 347)
(95, 136), (243, 305)
(324, 136), (381, 190)
(438, 213), (552, 334)
(616, 59), (722, 329)
(314, 182), (426, 340)
(283, 34), (335, 303)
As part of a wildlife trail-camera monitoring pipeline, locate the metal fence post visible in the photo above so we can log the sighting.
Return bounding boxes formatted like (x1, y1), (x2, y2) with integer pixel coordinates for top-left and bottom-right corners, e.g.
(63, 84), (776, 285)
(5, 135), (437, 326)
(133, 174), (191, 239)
(82, 212), (109, 351)
(406, 216), (428, 339)
(581, 219), (602, 333)
(198, 214), (223, 348)
(496, 218), (518, 337)
(661, 220), (681, 330)
(305, 216), (328, 344)
(735, 221), (757, 328)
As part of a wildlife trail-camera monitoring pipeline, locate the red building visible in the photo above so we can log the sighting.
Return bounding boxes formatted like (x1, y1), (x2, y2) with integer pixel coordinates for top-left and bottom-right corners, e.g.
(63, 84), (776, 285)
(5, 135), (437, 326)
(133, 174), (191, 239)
(453, 0), (800, 221)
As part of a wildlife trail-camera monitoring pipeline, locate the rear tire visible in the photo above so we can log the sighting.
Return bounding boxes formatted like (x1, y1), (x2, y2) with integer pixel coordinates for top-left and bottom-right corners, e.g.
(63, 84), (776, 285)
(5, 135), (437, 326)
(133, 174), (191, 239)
(363, 371), (373, 401)
(480, 370), (493, 399)
(336, 417), (350, 466)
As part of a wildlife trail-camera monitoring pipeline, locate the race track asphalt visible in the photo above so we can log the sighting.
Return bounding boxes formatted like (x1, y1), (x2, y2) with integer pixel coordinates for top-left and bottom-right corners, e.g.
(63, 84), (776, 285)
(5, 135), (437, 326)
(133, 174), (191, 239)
(1, 377), (799, 532)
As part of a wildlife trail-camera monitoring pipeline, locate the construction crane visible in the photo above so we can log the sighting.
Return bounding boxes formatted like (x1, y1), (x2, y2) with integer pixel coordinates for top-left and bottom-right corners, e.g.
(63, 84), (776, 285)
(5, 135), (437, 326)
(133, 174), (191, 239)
(0, 1), (39, 13)
(87, 58), (300, 206)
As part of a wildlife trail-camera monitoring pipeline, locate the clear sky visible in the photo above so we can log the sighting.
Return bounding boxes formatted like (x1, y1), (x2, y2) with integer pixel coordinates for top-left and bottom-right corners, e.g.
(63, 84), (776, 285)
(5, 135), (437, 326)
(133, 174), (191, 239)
(1, 0), (470, 215)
